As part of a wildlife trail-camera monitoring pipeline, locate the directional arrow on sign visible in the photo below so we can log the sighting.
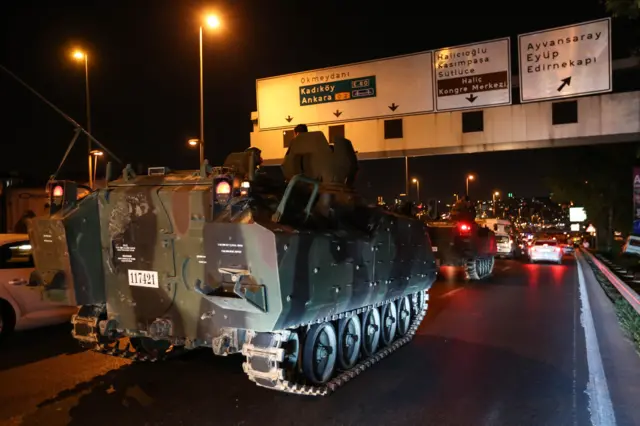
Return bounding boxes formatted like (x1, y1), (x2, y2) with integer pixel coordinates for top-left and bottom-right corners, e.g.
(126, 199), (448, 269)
(333, 110), (342, 117)
(285, 115), (293, 122)
(557, 76), (572, 92)
(388, 103), (399, 111)
(466, 94), (477, 103)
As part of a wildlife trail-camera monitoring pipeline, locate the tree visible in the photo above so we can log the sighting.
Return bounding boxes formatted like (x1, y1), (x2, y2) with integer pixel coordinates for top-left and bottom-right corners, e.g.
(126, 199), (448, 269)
(605, 0), (640, 18)
(548, 144), (637, 251)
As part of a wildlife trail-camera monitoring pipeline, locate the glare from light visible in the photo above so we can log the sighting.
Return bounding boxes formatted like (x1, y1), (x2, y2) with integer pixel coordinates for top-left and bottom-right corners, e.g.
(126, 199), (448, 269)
(90, 150), (103, 156)
(467, 175), (474, 180)
(412, 178), (418, 183)
(206, 14), (221, 29)
(241, 181), (250, 188)
(72, 50), (86, 60)
(494, 191), (500, 196)
(188, 138), (199, 147)
(216, 181), (231, 194)
(18, 244), (32, 250)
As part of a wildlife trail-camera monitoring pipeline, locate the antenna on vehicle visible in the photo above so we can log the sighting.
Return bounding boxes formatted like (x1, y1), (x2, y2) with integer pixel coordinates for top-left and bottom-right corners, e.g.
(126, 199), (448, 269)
(0, 64), (123, 181)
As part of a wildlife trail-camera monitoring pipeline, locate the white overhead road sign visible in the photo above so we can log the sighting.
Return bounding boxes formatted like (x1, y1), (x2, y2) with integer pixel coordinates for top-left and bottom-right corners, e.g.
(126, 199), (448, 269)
(518, 18), (612, 103)
(255, 52), (434, 130)
(433, 38), (512, 112)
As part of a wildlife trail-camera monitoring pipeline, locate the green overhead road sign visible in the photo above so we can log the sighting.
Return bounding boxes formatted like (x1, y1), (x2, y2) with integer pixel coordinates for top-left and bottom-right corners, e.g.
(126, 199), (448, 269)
(299, 76), (376, 106)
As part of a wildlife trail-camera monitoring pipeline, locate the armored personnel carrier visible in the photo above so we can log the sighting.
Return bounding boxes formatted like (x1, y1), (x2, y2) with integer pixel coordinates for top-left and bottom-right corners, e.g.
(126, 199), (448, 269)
(426, 201), (497, 280)
(29, 131), (437, 395)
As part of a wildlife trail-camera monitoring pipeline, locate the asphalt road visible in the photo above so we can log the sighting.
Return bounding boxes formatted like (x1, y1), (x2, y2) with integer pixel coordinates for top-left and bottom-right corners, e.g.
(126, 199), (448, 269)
(0, 258), (592, 426)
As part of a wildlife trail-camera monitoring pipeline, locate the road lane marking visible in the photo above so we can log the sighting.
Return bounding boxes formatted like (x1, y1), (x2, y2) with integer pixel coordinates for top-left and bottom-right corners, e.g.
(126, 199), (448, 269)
(573, 269), (578, 426)
(440, 288), (464, 298)
(576, 259), (617, 426)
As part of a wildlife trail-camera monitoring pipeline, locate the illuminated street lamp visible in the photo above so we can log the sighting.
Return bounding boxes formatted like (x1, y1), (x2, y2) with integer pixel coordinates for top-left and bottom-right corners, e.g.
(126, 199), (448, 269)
(188, 138), (200, 147)
(71, 48), (93, 187)
(493, 191), (500, 216)
(198, 13), (222, 167)
(90, 150), (103, 186)
(466, 174), (475, 196)
(411, 177), (420, 200)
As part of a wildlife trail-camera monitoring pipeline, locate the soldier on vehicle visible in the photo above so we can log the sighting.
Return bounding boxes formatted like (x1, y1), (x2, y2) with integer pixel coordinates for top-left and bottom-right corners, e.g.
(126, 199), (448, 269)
(293, 124), (308, 137)
(451, 196), (476, 222)
(14, 210), (35, 233)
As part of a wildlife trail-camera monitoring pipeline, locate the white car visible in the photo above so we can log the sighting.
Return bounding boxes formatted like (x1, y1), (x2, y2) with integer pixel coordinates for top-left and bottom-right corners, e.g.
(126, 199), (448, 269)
(0, 234), (77, 340)
(495, 234), (514, 258)
(529, 239), (563, 264)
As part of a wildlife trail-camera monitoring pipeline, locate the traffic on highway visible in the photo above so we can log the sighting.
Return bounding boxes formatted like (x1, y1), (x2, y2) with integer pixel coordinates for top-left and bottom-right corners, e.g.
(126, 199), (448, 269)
(2, 6), (640, 426)
(1, 176), (638, 425)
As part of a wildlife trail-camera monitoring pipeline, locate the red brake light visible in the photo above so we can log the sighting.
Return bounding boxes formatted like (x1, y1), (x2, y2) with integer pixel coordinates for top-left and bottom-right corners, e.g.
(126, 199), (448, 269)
(459, 223), (470, 232)
(52, 185), (64, 197)
(216, 181), (231, 195)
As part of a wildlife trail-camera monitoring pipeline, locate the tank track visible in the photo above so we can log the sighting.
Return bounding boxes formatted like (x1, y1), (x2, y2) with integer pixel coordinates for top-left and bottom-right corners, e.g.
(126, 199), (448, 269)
(241, 290), (429, 396)
(464, 256), (495, 280)
(91, 338), (182, 362)
(71, 305), (181, 362)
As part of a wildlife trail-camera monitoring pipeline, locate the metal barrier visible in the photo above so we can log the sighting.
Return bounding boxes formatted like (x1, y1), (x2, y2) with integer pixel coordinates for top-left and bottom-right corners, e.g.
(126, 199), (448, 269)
(579, 249), (640, 315)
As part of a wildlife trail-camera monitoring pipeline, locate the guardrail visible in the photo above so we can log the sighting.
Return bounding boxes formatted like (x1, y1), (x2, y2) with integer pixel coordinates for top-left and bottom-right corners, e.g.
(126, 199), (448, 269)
(579, 249), (640, 315)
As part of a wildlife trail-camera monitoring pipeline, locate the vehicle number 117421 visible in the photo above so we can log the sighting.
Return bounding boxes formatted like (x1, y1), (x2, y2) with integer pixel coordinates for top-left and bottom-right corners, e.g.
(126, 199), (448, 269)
(128, 269), (159, 288)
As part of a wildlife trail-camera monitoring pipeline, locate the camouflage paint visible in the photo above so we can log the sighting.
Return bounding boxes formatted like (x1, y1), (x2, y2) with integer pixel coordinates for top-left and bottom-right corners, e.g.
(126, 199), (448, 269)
(427, 221), (497, 266)
(29, 133), (437, 350)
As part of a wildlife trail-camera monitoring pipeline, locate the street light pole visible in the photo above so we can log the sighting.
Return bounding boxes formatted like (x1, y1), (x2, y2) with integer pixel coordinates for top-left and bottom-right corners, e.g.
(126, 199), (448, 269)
(411, 178), (420, 200)
(199, 26), (205, 167)
(197, 14), (221, 167)
(72, 49), (93, 188)
(404, 156), (409, 195)
(466, 174), (474, 197)
(90, 150), (103, 186)
(84, 54), (92, 188)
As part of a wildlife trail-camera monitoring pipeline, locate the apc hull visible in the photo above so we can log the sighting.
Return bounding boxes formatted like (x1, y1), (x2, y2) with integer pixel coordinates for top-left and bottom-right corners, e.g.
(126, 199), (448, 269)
(427, 221), (497, 280)
(29, 131), (438, 395)
(29, 180), (436, 395)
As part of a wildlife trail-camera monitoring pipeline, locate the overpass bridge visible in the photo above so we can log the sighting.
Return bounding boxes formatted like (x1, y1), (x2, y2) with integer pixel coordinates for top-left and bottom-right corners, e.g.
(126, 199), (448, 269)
(250, 18), (639, 165)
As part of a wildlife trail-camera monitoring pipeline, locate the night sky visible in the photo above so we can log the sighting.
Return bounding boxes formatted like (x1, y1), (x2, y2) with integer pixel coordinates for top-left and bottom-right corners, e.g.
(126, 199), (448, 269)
(1, 1), (636, 201)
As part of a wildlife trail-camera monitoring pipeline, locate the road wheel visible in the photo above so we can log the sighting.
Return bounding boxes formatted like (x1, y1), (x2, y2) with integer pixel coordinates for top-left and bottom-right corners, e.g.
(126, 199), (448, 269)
(337, 315), (361, 370)
(380, 302), (398, 347)
(0, 299), (16, 343)
(302, 322), (337, 385)
(396, 297), (412, 337)
(360, 307), (381, 357)
(129, 337), (172, 359)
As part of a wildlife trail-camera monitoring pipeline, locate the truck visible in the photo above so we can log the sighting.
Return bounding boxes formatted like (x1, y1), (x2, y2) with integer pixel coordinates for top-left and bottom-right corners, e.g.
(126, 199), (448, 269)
(476, 218), (515, 258)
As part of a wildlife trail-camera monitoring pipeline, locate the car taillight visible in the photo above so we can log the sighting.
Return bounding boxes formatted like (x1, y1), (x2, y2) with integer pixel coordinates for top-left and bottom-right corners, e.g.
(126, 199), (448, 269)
(459, 223), (470, 233)
(216, 181), (231, 195)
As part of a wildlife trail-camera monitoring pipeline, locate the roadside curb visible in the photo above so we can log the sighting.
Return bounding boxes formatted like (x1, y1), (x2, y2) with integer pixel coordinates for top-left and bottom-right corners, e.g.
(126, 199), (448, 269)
(576, 251), (640, 426)
(578, 250), (640, 356)
(575, 252), (617, 426)
(582, 250), (640, 315)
